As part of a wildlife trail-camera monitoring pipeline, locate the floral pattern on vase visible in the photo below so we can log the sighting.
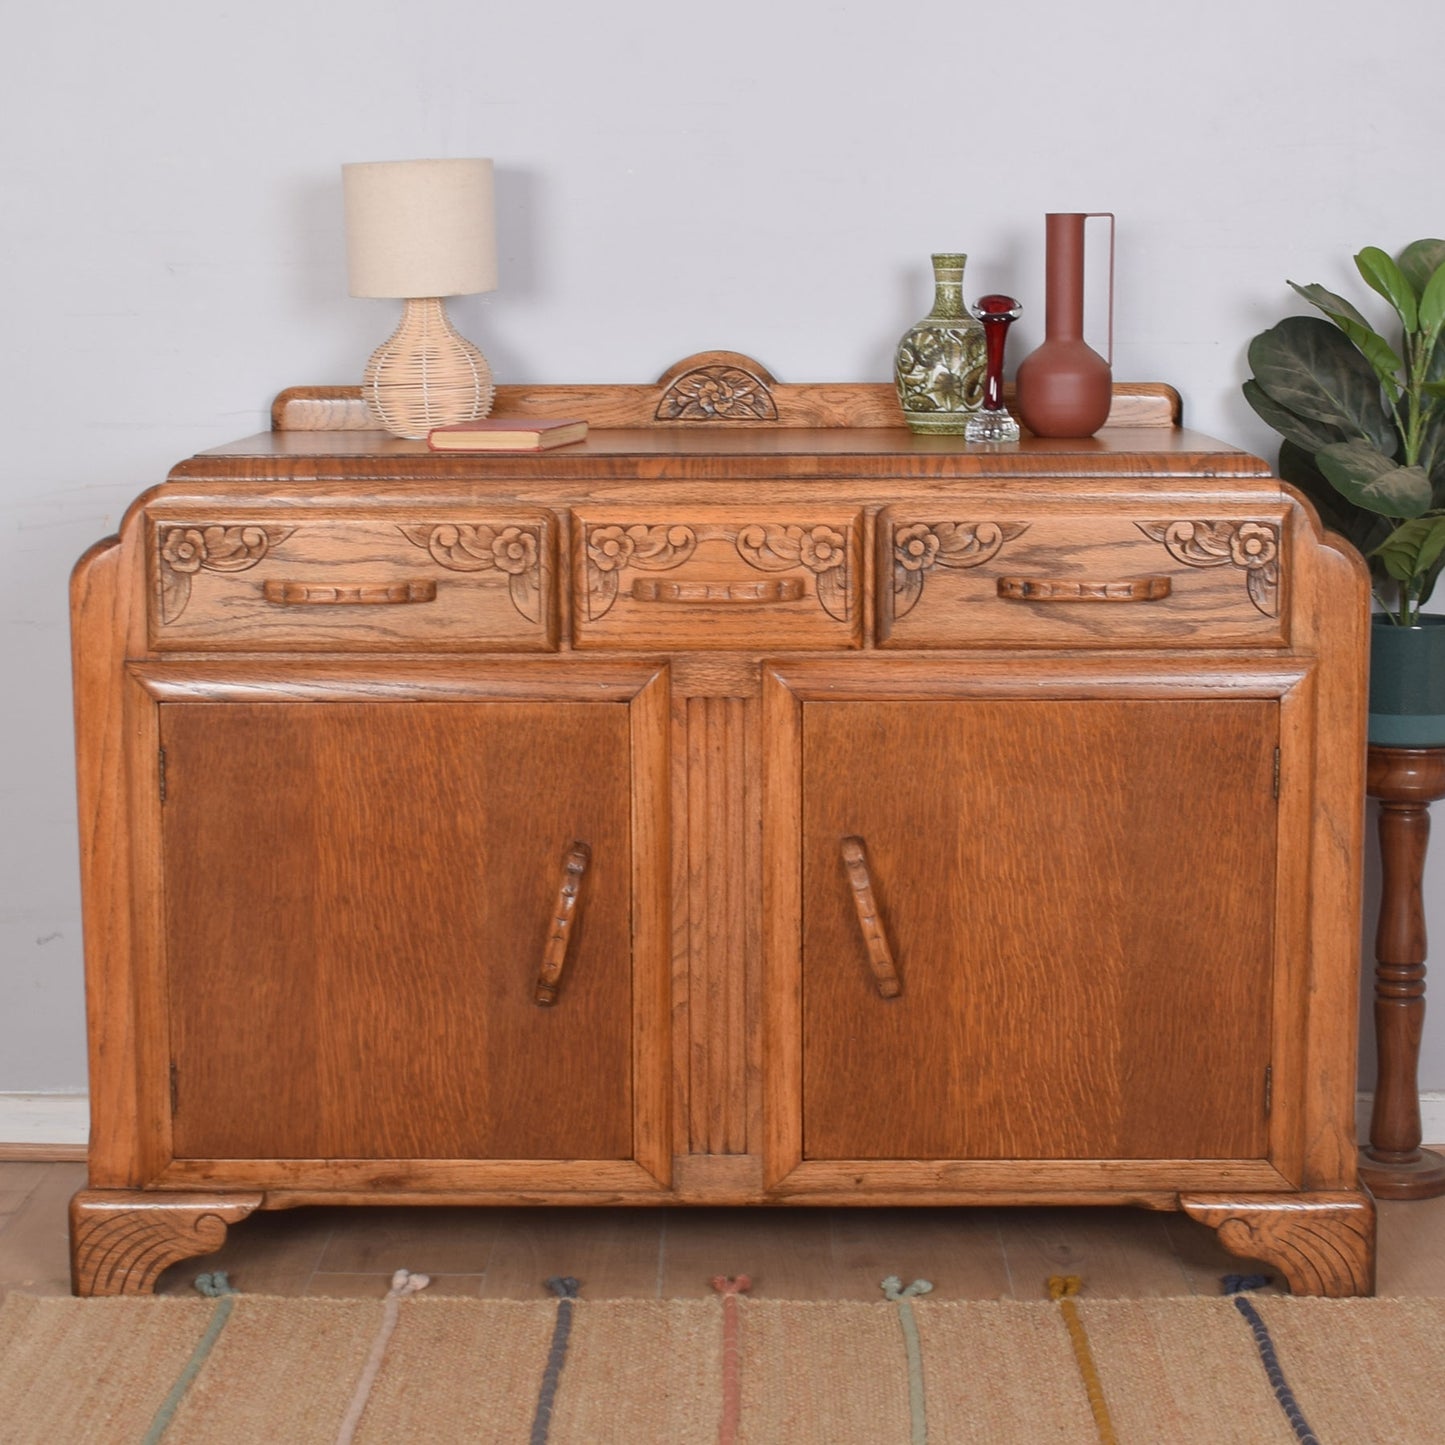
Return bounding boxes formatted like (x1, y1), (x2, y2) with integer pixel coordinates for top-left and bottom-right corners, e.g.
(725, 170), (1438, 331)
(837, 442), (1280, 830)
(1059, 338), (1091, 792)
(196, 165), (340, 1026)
(894, 254), (987, 435)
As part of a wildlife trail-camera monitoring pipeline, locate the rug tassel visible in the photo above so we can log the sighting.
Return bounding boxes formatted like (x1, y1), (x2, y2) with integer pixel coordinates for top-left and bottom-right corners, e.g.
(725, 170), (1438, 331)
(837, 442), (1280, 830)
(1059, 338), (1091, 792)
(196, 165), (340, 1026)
(1046, 1277), (1117, 1445)
(333, 1269), (430, 1445)
(711, 1275), (752, 1445)
(882, 1277), (932, 1444)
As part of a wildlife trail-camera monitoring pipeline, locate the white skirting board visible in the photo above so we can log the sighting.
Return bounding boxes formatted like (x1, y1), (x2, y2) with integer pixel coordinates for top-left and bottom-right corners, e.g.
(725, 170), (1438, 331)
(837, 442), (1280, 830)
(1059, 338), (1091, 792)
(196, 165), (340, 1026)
(0, 1095), (89, 1150)
(4, 1092), (1445, 1155)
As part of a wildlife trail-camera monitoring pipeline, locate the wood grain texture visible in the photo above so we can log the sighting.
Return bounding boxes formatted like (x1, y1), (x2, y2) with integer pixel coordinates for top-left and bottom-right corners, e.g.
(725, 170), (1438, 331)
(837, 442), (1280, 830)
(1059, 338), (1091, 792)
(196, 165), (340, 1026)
(877, 507), (1289, 649)
(270, 361), (1182, 432)
(146, 510), (558, 652)
(161, 699), (638, 1162)
(1360, 746), (1445, 1197)
(571, 507), (863, 651)
(70, 370), (1370, 1295)
(1180, 1192), (1376, 1297)
(797, 693), (1278, 1162)
(69, 1190), (262, 1296)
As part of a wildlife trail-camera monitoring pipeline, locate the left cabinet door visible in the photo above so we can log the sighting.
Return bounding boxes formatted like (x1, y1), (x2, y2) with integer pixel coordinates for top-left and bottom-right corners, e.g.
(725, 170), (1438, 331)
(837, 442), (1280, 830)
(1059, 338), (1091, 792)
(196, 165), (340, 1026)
(155, 690), (656, 1168)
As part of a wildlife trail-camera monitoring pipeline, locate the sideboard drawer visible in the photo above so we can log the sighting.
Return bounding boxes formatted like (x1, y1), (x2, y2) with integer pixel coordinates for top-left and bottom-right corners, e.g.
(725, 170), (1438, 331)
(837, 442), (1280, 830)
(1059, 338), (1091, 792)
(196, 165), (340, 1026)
(146, 510), (558, 651)
(876, 506), (1290, 648)
(572, 506), (863, 650)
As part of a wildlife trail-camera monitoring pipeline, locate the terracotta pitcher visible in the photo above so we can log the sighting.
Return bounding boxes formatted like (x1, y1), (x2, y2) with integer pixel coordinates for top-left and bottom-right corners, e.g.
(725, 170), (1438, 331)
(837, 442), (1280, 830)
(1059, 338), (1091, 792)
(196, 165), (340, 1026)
(1014, 213), (1114, 438)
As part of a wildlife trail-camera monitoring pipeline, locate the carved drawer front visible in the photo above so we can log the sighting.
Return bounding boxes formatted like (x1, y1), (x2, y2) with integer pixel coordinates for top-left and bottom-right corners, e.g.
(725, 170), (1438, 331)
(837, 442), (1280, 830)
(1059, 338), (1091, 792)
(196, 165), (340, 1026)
(572, 506), (864, 650)
(877, 506), (1290, 649)
(146, 510), (557, 652)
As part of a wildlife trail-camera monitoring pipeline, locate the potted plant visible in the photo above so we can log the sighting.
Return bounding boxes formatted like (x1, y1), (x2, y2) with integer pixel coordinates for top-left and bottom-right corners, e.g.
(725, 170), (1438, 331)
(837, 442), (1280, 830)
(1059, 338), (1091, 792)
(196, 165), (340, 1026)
(1243, 239), (1445, 745)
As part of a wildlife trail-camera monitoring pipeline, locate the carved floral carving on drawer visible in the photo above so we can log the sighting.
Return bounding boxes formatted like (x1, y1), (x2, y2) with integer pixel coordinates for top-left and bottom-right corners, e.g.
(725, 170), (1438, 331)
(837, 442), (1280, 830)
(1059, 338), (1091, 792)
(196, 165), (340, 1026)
(582, 521), (857, 622)
(584, 524), (699, 618)
(1137, 521), (1281, 618)
(890, 521), (1030, 619)
(157, 524), (295, 624)
(736, 524), (852, 621)
(400, 522), (547, 623)
(654, 364), (779, 421)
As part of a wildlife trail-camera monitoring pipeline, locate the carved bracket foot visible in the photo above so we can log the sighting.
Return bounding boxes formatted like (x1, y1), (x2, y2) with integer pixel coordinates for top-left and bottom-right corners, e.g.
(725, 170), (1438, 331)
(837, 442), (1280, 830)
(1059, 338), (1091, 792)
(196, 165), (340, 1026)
(70, 1190), (264, 1297)
(1180, 1191), (1376, 1297)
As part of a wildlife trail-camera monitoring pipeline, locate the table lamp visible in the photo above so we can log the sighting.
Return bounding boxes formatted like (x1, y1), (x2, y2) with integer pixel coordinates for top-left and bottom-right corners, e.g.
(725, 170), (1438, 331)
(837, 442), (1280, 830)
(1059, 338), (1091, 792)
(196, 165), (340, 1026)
(342, 158), (497, 439)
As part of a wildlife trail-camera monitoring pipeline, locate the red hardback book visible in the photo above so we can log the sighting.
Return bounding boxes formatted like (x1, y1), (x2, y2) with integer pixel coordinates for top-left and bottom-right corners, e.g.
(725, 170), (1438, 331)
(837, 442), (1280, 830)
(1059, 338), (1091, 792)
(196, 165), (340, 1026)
(426, 417), (588, 451)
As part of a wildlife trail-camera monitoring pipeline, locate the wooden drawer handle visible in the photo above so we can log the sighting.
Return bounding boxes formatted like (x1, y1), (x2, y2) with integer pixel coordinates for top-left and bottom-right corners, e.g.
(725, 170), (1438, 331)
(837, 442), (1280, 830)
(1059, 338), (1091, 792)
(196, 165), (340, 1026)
(536, 842), (591, 1006)
(841, 837), (901, 999)
(630, 577), (805, 604)
(262, 580), (438, 606)
(996, 576), (1172, 603)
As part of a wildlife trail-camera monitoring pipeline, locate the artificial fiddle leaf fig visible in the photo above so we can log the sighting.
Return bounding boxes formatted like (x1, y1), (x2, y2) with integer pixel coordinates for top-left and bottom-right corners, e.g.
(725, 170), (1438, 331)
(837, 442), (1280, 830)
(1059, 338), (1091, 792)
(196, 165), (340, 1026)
(1241, 378), (1347, 455)
(1247, 317), (1395, 448)
(1289, 280), (1403, 389)
(1371, 515), (1445, 596)
(1315, 441), (1432, 517)
(1398, 239), (1445, 301)
(1245, 239), (1445, 621)
(1418, 261), (1445, 340)
(1278, 440), (1395, 560)
(1356, 246), (1419, 332)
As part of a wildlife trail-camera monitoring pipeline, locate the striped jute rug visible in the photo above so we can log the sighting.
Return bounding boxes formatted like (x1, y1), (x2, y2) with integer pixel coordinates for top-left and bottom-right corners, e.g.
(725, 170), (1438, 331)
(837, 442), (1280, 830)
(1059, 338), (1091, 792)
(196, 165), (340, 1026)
(1, 1274), (1441, 1444)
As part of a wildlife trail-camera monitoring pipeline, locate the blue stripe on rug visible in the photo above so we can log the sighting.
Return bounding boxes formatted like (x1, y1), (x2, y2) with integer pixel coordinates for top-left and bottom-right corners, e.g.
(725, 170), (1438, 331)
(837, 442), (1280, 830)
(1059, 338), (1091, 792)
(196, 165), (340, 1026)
(1223, 1275), (1320, 1445)
(529, 1275), (581, 1445)
(141, 1272), (236, 1444)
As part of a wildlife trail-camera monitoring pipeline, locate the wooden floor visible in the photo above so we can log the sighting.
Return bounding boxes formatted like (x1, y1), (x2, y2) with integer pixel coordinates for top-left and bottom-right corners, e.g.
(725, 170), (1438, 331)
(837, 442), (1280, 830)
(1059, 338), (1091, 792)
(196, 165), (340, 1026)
(4, 1162), (1444, 1302)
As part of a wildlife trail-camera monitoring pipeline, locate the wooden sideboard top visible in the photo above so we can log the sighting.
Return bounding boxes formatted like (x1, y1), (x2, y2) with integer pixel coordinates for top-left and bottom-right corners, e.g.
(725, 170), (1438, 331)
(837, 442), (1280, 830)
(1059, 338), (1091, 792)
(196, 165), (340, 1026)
(167, 354), (1275, 486)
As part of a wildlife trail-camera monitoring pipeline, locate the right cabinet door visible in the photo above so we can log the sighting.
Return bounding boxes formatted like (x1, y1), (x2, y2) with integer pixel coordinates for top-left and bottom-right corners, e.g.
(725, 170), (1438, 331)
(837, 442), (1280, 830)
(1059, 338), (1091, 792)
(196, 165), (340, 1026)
(793, 690), (1280, 1164)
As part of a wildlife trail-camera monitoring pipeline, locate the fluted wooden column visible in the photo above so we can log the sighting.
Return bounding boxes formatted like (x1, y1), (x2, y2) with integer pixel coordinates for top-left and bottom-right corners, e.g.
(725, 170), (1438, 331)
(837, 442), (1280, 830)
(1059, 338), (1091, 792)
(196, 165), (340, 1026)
(1359, 746), (1445, 1198)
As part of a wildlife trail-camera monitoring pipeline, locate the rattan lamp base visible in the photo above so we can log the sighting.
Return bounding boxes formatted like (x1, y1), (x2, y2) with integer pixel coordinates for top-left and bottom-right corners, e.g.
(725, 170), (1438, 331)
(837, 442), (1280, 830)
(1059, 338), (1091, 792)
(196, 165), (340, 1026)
(362, 296), (495, 439)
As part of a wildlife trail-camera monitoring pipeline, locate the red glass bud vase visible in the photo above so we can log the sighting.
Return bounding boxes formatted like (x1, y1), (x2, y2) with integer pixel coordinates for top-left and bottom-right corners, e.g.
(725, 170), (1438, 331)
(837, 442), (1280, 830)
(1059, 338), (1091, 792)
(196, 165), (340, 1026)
(965, 295), (1021, 444)
(1014, 213), (1114, 439)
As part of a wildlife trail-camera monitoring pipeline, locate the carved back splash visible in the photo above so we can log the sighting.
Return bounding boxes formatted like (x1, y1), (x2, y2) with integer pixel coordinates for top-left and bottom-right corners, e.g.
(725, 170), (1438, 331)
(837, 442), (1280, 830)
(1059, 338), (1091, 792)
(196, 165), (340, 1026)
(273, 350), (1181, 432)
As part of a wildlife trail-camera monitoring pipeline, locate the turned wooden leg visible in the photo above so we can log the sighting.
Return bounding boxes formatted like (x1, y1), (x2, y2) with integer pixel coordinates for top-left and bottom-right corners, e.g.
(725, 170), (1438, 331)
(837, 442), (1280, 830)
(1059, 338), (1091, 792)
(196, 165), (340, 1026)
(1360, 746), (1445, 1199)
(1180, 1192), (1376, 1297)
(69, 1190), (264, 1296)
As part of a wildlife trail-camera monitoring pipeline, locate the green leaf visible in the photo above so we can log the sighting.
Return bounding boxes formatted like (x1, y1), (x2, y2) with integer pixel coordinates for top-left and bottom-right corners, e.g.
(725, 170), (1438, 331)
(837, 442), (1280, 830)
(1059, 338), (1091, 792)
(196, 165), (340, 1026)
(1241, 379), (1348, 454)
(1247, 317), (1396, 450)
(1357, 246), (1419, 332)
(1317, 441), (1433, 517)
(1288, 281), (1404, 390)
(1371, 514), (1445, 584)
(1398, 239), (1445, 300)
(1420, 261), (1445, 339)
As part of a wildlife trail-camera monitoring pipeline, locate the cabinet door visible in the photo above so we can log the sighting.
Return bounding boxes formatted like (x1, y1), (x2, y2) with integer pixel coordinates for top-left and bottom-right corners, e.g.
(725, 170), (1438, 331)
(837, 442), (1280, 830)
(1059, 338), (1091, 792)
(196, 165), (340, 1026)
(795, 695), (1278, 1163)
(160, 697), (642, 1163)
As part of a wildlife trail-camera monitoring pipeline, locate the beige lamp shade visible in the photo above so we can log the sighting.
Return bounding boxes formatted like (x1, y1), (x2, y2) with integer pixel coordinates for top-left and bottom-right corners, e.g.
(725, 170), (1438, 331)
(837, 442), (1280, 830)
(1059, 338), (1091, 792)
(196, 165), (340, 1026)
(342, 158), (499, 438)
(343, 158), (497, 299)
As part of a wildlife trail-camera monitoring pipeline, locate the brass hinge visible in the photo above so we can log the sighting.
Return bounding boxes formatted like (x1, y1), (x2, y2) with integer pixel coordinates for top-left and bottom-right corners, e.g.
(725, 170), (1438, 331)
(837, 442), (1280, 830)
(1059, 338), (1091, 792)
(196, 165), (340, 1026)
(158, 746), (168, 804)
(1272, 747), (1280, 801)
(1263, 1064), (1273, 1118)
(170, 1061), (179, 1114)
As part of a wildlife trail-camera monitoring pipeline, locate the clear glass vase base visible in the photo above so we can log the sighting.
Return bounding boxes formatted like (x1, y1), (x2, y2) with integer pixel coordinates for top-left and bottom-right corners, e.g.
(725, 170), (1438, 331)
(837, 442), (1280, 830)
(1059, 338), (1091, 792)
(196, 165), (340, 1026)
(964, 409), (1021, 444)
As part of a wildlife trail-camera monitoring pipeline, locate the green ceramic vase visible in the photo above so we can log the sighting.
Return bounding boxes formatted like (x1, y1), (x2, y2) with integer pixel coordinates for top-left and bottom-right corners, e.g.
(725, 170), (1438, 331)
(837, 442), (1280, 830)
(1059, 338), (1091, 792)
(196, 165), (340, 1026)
(1368, 614), (1445, 746)
(894, 254), (987, 435)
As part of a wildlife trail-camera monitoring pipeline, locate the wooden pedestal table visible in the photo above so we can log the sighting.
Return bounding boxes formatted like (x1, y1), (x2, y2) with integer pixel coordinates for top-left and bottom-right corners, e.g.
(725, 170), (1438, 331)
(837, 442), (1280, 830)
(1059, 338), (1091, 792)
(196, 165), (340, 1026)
(1360, 745), (1445, 1198)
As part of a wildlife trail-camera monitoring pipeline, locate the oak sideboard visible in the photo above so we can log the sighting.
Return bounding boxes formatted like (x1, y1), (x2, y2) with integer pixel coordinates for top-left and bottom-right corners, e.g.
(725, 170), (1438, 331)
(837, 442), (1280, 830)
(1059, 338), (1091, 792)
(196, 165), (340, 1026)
(68, 353), (1375, 1296)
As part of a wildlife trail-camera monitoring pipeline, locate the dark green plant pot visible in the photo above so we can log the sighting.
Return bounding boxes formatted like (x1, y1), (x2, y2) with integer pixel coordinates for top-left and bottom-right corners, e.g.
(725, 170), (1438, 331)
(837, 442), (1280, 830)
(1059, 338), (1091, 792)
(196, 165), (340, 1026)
(1368, 614), (1445, 746)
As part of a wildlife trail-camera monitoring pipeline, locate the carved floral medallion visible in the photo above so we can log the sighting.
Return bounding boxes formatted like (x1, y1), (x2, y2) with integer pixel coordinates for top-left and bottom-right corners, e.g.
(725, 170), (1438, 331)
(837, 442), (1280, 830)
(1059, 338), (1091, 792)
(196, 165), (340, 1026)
(1138, 520), (1281, 618)
(890, 521), (1030, 618)
(400, 522), (547, 623)
(655, 365), (779, 422)
(156, 524), (294, 624)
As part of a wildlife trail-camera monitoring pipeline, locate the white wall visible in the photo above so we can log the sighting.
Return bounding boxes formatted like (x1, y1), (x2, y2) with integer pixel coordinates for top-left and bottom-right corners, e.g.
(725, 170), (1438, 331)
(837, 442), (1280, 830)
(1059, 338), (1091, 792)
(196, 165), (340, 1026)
(4, 0), (1442, 1096)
